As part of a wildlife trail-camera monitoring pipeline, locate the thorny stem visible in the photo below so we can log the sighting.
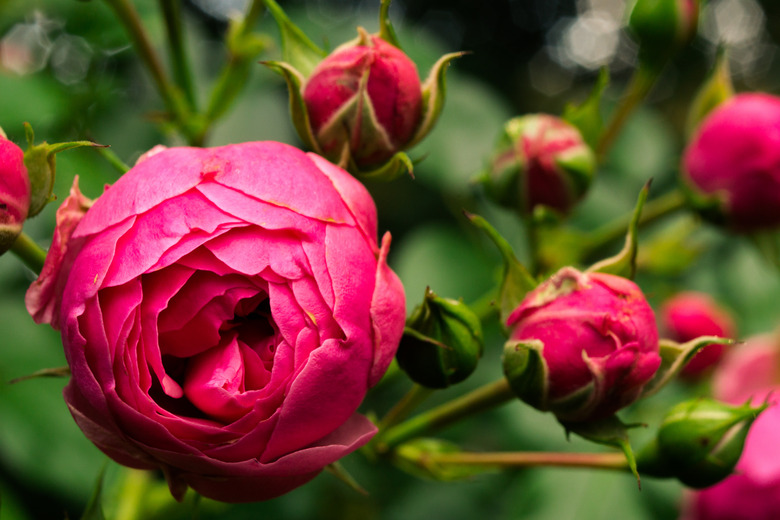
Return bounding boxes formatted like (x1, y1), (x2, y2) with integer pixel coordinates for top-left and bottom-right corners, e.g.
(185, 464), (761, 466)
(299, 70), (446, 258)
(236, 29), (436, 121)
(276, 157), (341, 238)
(10, 232), (46, 274)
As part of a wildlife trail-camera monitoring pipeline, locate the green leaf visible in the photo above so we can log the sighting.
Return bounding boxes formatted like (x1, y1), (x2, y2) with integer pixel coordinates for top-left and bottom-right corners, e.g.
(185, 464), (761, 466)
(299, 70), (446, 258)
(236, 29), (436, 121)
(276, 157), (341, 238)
(641, 336), (735, 399)
(685, 46), (734, 137)
(563, 67), (609, 149)
(262, 0), (326, 78)
(562, 416), (641, 487)
(587, 180), (651, 279)
(465, 212), (537, 326)
(261, 60), (320, 153)
(407, 52), (466, 149)
(80, 465), (107, 520)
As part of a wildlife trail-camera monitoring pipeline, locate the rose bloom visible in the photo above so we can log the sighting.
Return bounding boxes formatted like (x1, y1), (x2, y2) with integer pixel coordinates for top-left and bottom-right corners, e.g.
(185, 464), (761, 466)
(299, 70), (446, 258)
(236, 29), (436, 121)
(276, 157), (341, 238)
(25, 141), (406, 502)
(303, 31), (422, 168)
(660, 292), (735, 378)
(682, 93), (780, 231)
(681, 334), (780, 520)
(0, 132), (29, 254)
(507, 267), (661, 422)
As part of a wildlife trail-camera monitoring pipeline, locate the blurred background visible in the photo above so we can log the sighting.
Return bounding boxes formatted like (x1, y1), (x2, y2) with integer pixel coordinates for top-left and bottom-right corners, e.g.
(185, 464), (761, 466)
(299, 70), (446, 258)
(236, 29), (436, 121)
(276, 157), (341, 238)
(1, 0), (780, 518)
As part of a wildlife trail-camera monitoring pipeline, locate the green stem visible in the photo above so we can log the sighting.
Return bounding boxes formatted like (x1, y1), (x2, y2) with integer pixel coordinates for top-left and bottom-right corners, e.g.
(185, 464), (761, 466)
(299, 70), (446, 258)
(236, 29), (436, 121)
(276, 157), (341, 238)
(198, 0), (266, 142)
(96, 147), (131, 174)
(467, 287), (499, 322)
(103, 0), (196, 143)
(10, 232), (46, 274)
(113, 469), (152, 520)
(596, 64), (662, 162)
(377, 379), (514, 452)
(377, 384), (435, 434)
(159, 0), (198, 111)
(426, 450), (628, 471)
(585, 188), (687, 255)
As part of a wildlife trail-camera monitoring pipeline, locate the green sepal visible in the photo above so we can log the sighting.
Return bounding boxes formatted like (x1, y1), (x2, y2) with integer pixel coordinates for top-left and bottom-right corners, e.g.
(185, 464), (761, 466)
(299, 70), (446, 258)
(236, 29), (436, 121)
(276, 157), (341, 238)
(23, 123), (107, 218)
(587, 180), (651, 279)
(563, 67), (609, 150)
(686, 46), (734, 137)
(9, 366), (71, 384)
(641, 336), (735, 399)
(378, 0), (402, 48)
(561, 415), (642, 487)
(393, 438), (498, 481)
(355, 151), (414, 181)
(502, 339), (548, 411)
(262, 0), (325, 78)
(465, 212), (537, 326)
(325, 461), (368, 496)
(261, 60), (321, 154)
(407, 51), (466, 149)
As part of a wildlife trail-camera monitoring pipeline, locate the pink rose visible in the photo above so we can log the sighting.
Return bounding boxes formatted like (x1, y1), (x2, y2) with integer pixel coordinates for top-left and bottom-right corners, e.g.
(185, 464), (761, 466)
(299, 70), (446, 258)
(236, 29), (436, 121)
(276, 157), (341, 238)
(660, 292), (735, 378)
(681, 334), (780, 520)
(0, 133), (29, 254)
(26, 141), (406, 502)
(505, 267), (661, 422)
(682, 93), (780, 231)
(303, 31), (422, 168)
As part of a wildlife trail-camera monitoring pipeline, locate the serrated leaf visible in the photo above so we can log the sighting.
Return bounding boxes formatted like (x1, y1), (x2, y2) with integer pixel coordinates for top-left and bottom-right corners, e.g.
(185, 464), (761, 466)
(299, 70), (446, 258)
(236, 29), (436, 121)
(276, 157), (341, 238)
(563, 67), (609, 149)
(465, 213), (537, 326)
(262, 0), (325, 78)
(587, 180), (651, 279)
(407, 52), (466, 148)
(641, 336), (735, 398)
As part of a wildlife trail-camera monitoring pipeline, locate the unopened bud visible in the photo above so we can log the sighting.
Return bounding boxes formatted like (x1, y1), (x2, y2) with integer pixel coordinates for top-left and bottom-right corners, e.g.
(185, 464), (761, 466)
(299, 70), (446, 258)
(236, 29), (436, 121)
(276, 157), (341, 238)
(0, 129), (30, 254)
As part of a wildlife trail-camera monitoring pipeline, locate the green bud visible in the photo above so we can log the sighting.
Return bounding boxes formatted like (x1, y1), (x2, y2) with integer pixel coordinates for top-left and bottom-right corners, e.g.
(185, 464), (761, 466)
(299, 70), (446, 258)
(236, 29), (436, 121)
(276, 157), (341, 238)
(396, 288), (484, 389)
(628, 0), (700, 70)
(638, 398), (767, 488)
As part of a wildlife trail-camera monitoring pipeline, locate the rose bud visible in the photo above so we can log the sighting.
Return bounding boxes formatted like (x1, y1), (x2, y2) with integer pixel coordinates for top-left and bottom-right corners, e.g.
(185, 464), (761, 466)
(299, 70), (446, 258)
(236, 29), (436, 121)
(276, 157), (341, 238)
(26, 141), (406, 502)
(660, 292), (736, 379)
(0, 129), (30, 255)
(639, 398), (766, 489)
(480, 115), (595, 216)
(396, 288), (484, 389)
(629, 0), (700, 70)
(682, 335), (780, 519)
(682, 93), (780, 231)
(303, 29), (422, 170)
(503, 267), (661, 422)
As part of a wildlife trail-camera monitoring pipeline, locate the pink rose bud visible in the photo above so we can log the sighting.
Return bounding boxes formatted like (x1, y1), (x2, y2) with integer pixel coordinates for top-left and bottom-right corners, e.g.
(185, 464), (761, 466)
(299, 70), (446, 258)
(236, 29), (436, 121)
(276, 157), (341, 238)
(660, 292), (736, 378)
(682, 93), (780, 231)
(681, 335), (780, 520)
(0, 131), (30, 254)
(481, 115), (595, 216)
(26, 142), (406, 502)
(302, 30), (422, 169)
(504, 267), (661, 422)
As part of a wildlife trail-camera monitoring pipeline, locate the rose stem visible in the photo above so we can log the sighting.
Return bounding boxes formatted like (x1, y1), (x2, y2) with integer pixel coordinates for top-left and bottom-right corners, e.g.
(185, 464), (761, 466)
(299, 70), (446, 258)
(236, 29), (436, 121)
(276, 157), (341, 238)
(596, 63), (662, 163)
(200, 0), (267, 141)
(376, 378), (515, 452)
(584, 188), (687, 255)
(159, 0), (198, 111)
(377, 384), (435, 433)
(102, 0), (197, 144)
(422, 450), (628, 471)
(114, 469), (153, 520)
(10, 232), (46, 274)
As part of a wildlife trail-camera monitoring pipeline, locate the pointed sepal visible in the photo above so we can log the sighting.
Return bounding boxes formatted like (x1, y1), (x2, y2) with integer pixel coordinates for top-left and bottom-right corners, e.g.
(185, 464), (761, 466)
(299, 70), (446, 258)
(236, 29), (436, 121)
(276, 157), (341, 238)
(587, 180), (651, 279)
(378, 0), (402, 48)
(502, 339), (548, 411)
(465, 212), (537, 325)
(407, 51), (466, 148)
(325, 461), (368, 496)
(262, 0), (325, 78)
(356, 151), (413, 181)
(563, 67), (609, 150)
(641, 336), (736, 399)
(686, 46), (735, 137)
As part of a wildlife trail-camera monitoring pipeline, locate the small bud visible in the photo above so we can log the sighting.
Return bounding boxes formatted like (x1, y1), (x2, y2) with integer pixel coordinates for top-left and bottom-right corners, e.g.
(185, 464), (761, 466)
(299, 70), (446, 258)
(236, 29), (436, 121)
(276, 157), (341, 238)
(396, 288), (484, 389)
(682, 93), (780, 231)
(481, 115), (595, 216)
(660, 292), (736, 378)
(503, 267), (660, 422)
(639, 398), (766, 488)
(628, 0), (700, 70)
(0, 129), (30, 255)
